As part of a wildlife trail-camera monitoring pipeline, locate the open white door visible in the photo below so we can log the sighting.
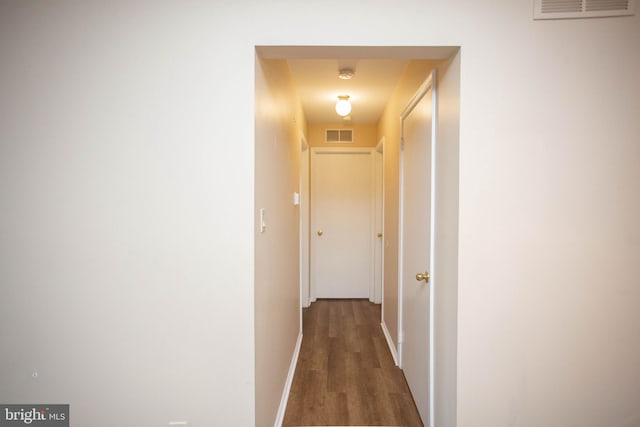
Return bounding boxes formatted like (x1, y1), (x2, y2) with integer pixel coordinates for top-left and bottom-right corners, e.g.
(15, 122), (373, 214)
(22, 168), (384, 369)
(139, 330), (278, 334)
(399, 71), (436, 425)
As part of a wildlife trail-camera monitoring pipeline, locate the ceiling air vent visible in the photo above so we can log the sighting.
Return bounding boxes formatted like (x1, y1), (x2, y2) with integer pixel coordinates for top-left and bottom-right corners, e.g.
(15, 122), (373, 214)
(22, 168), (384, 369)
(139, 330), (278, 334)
(534, 0), (635, 19)
(325, 129), (354, 143)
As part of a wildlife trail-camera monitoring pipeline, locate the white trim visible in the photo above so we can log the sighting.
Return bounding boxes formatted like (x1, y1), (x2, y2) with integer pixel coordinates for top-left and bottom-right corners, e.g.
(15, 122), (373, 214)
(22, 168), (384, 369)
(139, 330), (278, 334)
(429, 70), (438, 427)
(374, 138), (385, 305)
(401, 73), (435, 119)
(381, 320), (399, 366)
(274, 332), (303, 427)
(397, 131), (405, 369)
(299, 132), (311, 310)
(368, 149), (376, 303)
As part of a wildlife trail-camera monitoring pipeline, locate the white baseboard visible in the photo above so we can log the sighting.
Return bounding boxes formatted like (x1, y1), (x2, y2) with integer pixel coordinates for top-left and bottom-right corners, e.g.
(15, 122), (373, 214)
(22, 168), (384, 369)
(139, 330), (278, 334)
(274, 331), (303, 427)
(380, 320), (399, 366)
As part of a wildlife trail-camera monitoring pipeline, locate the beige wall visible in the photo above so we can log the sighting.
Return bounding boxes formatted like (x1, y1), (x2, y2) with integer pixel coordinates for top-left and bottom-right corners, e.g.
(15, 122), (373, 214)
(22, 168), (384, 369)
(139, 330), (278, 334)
(254, 56), (306, 427)
(1, 1), (639, 426)
(308, 123), (378, 148)
(0, 2), (257, 426)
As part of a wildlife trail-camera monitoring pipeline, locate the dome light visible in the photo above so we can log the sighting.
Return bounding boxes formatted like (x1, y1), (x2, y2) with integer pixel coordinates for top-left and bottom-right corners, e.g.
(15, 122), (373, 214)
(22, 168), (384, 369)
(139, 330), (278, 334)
(335, 95), (351, 117)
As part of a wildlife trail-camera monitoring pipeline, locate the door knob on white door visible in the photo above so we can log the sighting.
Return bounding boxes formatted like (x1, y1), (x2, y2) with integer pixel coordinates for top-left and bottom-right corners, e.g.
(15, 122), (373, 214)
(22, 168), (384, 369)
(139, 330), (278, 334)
(415, 272), (430, 283)
(317, 230), (324, 236)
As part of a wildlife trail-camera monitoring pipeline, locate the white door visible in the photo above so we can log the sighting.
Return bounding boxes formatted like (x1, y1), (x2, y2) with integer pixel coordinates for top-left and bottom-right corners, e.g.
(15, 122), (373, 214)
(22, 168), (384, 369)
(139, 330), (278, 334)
(311, 148), (374, 299)
(400, 73), (435, 424)
(373, 143), (384, 304)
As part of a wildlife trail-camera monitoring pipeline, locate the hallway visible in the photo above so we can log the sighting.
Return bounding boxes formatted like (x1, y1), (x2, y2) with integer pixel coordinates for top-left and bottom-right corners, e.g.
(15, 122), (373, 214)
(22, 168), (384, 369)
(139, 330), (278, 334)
(283, 299), (423, 426)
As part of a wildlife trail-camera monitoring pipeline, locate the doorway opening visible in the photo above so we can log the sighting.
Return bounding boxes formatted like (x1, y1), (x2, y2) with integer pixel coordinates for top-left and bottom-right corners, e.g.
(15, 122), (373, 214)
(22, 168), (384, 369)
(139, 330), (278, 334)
(254, 45), (460, 427)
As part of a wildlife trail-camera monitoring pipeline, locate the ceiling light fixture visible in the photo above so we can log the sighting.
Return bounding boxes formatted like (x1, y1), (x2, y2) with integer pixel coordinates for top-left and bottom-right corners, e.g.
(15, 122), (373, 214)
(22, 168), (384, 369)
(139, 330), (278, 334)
(338, 68), (355, 80)
(335, 95), (352, 117)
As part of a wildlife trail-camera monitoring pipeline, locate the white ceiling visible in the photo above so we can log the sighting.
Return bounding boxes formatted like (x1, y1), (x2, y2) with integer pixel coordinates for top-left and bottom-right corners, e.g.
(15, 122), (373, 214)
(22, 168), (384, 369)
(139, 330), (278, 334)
(258, 46), (459, 126)
(287, 58), (409, 125)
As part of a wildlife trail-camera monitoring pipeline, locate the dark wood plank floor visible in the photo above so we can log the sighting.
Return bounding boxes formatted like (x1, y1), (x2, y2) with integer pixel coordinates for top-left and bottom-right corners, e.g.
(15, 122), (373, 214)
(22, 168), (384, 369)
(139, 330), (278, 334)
(283, 299), (424, 427)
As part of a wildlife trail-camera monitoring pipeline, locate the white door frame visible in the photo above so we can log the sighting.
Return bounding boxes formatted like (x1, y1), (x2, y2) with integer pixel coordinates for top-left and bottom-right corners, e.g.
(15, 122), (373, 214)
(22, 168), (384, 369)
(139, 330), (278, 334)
(398, 71), (437, 426)
(299, 133), (310, 311)
(309, 146), (379, 302)
(374, 138), (385, 305)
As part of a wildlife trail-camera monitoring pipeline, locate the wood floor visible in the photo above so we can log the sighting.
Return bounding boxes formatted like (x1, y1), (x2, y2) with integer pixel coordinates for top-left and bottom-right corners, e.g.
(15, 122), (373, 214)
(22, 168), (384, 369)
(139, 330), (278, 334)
(283, 299), (424, 427)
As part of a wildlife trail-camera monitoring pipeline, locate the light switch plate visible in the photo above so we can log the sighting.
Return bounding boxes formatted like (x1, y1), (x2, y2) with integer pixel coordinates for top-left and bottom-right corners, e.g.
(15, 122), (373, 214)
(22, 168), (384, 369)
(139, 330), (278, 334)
(259, 208), (266, 233)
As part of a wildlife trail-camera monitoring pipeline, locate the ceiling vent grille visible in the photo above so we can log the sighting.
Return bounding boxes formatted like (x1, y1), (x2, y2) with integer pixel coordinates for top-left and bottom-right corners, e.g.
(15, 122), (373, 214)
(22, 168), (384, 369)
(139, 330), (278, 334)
(534, 0), (635, 18)
(325, 129), (354, 143)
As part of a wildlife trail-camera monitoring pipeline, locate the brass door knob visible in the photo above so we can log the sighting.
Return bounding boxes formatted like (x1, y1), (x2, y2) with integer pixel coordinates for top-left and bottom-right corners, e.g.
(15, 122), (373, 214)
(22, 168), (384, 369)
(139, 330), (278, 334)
(317, 230), (323, 236)
(377, 232), (383, 238)
(416, 272), (430, 283)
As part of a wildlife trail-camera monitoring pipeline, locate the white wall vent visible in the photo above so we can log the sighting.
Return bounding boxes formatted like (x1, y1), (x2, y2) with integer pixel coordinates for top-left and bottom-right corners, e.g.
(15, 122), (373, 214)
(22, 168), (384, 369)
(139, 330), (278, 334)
(534, 0), (635, 19)
(325, 129), (354, 143)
